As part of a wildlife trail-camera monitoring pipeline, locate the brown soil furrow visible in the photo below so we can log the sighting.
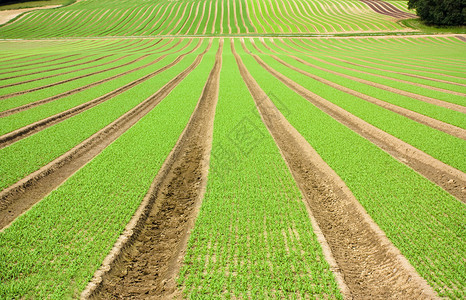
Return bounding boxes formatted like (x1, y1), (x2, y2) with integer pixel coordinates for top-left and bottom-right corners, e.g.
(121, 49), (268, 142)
(232, 39), (438, 299)
(202, 0), (212, 35)
(220, 0), (224, 33)
(175, 1), (195, 35)
(0, 54), (78, 73)
(0, 54), (119, 88)
(267, 39), (466, 112)
(167, 1), (189, 35)
(185, 1), (200, 34)
(133, 5), (162, 35)
(249, 41), (465, 139)
(148, 3), (176, 35)
(295, 0), (329, 32)
(0, 40), (200, 147)
(457, 35), (466, 42)
(312, 54), (465, 97)
(255, 0), (274, 32)
(270, 0), (294, 32)
(227, 0), (232, 34)
(263, 0), (285, 32)
(0, 54), (86, 76)
(0, 39), (212, 232)
(212, 0), (218, 34)
(285, 0), (314, 32)
(194, 1), (206, 34)
(0, 54), (56, 68)
(161, 3), (183, 34)
(369, 56), (466, 75)
(347, 56), (466, 82)
(238, 0), (252, 34)
(141, 4), (169, 35)
(0, 40), (186, 115)
(83, 39), (221, 300)
(232, 0), (240, 34)
(241, 40), (466, 201)
(360, 0), (416, 19)
(247, 0), (266, 32)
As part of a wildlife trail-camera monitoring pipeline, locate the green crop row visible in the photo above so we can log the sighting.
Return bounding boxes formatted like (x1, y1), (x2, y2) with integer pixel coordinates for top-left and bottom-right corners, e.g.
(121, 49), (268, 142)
(273, 38), (466, 106)
(0, 38), (218, 299)
(0, 39), (190, 114)
(0, 44), (194, 136)
(0, 0), (412, 38)
(235, 38), (465, 298)
(243, 38), (466, 173)
(257, 39), (466, 127)
(0, 39), (208, 192)
(179, 40), (342, 298)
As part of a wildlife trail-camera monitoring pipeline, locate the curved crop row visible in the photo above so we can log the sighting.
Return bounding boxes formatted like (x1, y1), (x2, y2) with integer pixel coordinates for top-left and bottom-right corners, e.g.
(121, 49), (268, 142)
(0, 0), (414, 38)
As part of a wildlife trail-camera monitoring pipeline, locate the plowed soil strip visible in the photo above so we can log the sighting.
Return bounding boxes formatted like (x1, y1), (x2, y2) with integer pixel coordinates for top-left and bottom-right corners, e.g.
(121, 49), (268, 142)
(250, 42), (466, 139)
(0, 40), (193, 118)
(360, 0), (416, 19)
(287, 39), (466, 97)
(0, 53), (162, 101)
(0, 54), (118, 87)
(232, 41), (438, 299)
(0, 54), (114, 83)
(241, 41), (466, 201)
(0, 54), (85, 75)
(338, 57), (466, 87)
(85, 40), (222, 300)
(0, 41), (201, 147)
(0, 40), (212, 231)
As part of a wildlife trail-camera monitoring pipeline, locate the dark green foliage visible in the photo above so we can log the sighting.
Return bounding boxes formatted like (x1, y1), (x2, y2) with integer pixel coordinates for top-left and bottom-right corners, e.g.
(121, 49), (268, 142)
(408, 0), (466, 26)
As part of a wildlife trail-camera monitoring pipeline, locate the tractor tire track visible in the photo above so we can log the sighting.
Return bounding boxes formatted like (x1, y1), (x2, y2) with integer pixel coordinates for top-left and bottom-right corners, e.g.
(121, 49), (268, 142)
(241, 40), (466, 202)
(232, 39), (438, 300)
(0, 40), (201, 147)
(0, 39), (212, 231)
(83, 39), (221, 299)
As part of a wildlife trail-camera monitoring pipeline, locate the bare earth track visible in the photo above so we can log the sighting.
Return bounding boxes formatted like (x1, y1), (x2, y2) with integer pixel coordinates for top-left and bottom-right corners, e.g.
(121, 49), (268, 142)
(0, 40), (201, 148)
(232, 39), (438, 299)
(85, 39), (222, 299)
(360, 0), (417, 19)
(241, 40), (466, 202)
(0, 40), (211, 230)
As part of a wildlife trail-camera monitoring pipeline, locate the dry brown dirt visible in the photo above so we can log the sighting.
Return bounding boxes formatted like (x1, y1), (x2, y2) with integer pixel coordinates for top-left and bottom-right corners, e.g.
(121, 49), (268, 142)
(0, 5), (61, 25)
(0, 40), (208, 231)
(86, 39), (222, 299)
(232, 38), (438, 299)
(241, 40), (466, 202)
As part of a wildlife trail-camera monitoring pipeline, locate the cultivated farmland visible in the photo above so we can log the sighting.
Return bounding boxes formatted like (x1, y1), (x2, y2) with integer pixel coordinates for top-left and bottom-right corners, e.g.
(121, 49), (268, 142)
(0, 0), (464, 299)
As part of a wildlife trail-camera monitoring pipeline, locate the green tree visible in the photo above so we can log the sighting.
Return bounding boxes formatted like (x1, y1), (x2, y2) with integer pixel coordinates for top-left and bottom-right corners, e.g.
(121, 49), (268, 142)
(408, 0), (466, 26)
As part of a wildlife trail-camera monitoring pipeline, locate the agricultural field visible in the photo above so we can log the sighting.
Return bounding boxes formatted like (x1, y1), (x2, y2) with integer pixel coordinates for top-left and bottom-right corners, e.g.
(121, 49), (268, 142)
(0, 0), (464, 299)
